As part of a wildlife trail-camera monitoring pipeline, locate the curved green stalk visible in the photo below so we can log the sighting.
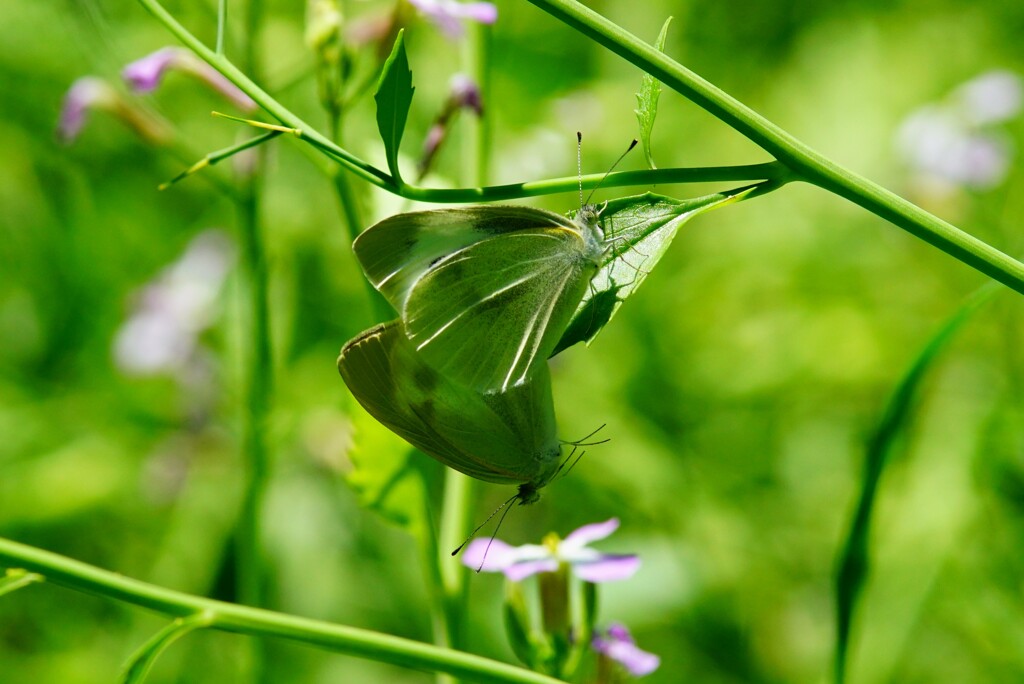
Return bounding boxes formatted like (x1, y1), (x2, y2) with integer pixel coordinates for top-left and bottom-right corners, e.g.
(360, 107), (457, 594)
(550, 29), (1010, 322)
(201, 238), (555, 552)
(120, 613), (214, 684)
(832, 283), (998, 684)
(525, 0), (1024, 295)
(0, 537), (563, 684)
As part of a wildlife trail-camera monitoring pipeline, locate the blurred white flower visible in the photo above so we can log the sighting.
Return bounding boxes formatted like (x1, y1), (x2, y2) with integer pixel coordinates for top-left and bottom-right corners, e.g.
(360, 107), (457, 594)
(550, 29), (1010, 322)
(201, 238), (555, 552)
(114, 230), (235, 377)
(895, 70), (1022, 192)
(952, 70), (1023, 126)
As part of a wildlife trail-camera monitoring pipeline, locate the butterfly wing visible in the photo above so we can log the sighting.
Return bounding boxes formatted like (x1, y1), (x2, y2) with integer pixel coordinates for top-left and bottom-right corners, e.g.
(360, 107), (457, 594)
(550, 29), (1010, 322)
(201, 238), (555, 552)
(338, 321), (560, 485)
(353, 206), (575, 314)
(403, 227), (596, 392)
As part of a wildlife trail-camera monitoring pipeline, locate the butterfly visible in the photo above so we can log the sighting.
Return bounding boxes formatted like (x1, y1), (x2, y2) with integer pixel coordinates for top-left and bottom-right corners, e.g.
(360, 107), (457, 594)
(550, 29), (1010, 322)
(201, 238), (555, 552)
(337, 319), (566, 504)
(352, 203), (609, 394)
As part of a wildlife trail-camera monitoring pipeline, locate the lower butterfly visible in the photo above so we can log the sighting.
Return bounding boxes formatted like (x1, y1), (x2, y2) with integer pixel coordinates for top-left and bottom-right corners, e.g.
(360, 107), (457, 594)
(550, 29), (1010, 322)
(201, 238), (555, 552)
(338, 320), (568, 504)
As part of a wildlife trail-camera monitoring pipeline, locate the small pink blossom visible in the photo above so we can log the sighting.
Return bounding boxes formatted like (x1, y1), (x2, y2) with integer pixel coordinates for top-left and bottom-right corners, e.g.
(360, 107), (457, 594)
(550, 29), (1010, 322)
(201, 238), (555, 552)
(57, 77), (120, 144)
(123, 47), (256, 112)
(114, 230), (235, 377)
(592, 623), (660, 677)
(407, 0), (497, 39)
(462, 518), (640, 582)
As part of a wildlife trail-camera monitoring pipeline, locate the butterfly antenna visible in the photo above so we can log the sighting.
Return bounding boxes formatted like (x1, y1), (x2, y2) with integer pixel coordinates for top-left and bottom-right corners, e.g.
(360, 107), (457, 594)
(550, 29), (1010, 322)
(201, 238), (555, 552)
(451, 492), (519, 557)
(577, 131), (585, 209)
(583, 139), (638, 207)
(473, 500), (519, 572)
(561, 449), (586, 479)
(561, 423), (610, 447)
(555, 446), (587, 481)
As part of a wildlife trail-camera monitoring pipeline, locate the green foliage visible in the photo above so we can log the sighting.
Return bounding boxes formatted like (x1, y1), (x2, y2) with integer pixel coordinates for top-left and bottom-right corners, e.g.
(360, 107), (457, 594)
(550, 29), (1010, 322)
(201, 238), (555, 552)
(634, 17), (672, 170)
(3, 0), (1024, 682)
(120, 615), (211, 684)
(374, 30), (415, 184)
(833, 284), (999, 684)
(555, 188), (752, 353)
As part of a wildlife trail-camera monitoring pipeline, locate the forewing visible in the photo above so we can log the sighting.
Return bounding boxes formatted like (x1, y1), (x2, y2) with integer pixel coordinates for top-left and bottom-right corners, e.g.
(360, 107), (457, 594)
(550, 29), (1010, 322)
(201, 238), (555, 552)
(339, 321), (557, 484)
(389, 330), (561, 483)
(338, 323), (463, 469)
(404, 228), (594, 392)
(353, 206), (572, 314)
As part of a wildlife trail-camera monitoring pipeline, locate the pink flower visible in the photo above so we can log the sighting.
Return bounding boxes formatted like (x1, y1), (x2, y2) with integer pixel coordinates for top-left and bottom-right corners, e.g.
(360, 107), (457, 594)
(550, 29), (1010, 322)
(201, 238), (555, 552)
(114, 230), (235, 377)
(592, 623), (660, 677)
(407, 0), (497, 39)
(449, 73), (483, 116)
(122, 47), (256, 112)
(57, 77), (120, 144)
(462, 518), (640, 582)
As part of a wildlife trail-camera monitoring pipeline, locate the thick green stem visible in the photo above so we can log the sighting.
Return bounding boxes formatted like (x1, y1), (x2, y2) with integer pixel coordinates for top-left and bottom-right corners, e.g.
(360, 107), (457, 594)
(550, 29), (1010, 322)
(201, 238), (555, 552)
(0, 537), (563, 684)
(525, 0), (1024, 295)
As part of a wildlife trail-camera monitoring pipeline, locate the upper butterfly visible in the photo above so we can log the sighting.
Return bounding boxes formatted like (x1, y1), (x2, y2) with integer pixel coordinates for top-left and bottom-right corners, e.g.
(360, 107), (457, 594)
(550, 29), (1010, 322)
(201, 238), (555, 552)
(353, 204), (607, 393)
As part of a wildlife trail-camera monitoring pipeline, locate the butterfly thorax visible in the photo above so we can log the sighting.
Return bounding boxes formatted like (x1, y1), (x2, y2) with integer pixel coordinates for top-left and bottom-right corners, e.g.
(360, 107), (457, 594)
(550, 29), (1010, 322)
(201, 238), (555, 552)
(515, 443), (563, 505)
(576, 204), (606, 266)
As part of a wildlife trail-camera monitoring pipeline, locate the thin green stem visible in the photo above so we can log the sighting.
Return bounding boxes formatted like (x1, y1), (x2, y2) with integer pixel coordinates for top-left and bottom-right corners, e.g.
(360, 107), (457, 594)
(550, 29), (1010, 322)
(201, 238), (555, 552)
(400, 163), (786, 203)
(0, 568), (44, 597)
(235, 5), (271, 681)
(0, 537), (563, 684)
(137, 0), (392, 189)
(438, 469), (472, 651)
(215, 0), (226, 55)
(525, 0), (1024, 295)
(137, 0), (780, 201)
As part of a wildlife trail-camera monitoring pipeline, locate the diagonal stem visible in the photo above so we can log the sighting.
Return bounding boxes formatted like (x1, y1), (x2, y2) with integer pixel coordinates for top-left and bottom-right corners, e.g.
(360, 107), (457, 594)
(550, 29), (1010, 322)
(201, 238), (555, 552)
(524, 0), (1024, 296)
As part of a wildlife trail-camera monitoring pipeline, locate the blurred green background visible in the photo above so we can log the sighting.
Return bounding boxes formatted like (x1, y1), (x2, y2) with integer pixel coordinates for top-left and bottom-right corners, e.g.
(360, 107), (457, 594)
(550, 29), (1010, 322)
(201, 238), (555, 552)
(2, 0), (1024, 682)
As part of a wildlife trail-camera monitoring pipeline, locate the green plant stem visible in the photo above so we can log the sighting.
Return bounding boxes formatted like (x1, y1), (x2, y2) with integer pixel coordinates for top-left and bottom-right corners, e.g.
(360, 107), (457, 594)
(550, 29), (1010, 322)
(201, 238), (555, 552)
(832, 283), (999, 684)
(0, 537), (563, 684)
(525, 0), (1024, 296)
(236, 176), (271, 613)
(438, 470), (472, 650)
(215, 0), (226, 55)
(137, 0), (780, 198)
(399, 163), (785, 202)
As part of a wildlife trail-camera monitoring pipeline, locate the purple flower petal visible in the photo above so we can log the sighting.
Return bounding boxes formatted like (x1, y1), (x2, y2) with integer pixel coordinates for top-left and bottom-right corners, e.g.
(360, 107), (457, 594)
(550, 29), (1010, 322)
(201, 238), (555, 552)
(455, 2), (498, 24)
(408, 0), (497, 39)
(563, 518), (619, 548)
(593, 623), (660, 677)
(503, 558), (559, 582)
(449, 74), (483, 116)
(605, 639), (660, 676)
(123, 47), (256, 112)
(461, 538), (517, 571)
(57, 77), (119, 144)
(573, 554), (640, 583)
(123, 47), (180, 93)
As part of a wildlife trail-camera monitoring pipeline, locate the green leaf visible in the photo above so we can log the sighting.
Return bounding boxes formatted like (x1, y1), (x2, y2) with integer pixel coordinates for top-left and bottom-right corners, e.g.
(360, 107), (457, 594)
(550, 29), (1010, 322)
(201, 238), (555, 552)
(832, 283), (998, 684)
(0, 569), (42, 598)
(634, 17), (672, 170)
(374, 30), (414, 184)
(120, 613), (212, 684)
(503, 580), (538, 670)
(553, 188), (752, 354)
(344, 394), (436, 547)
